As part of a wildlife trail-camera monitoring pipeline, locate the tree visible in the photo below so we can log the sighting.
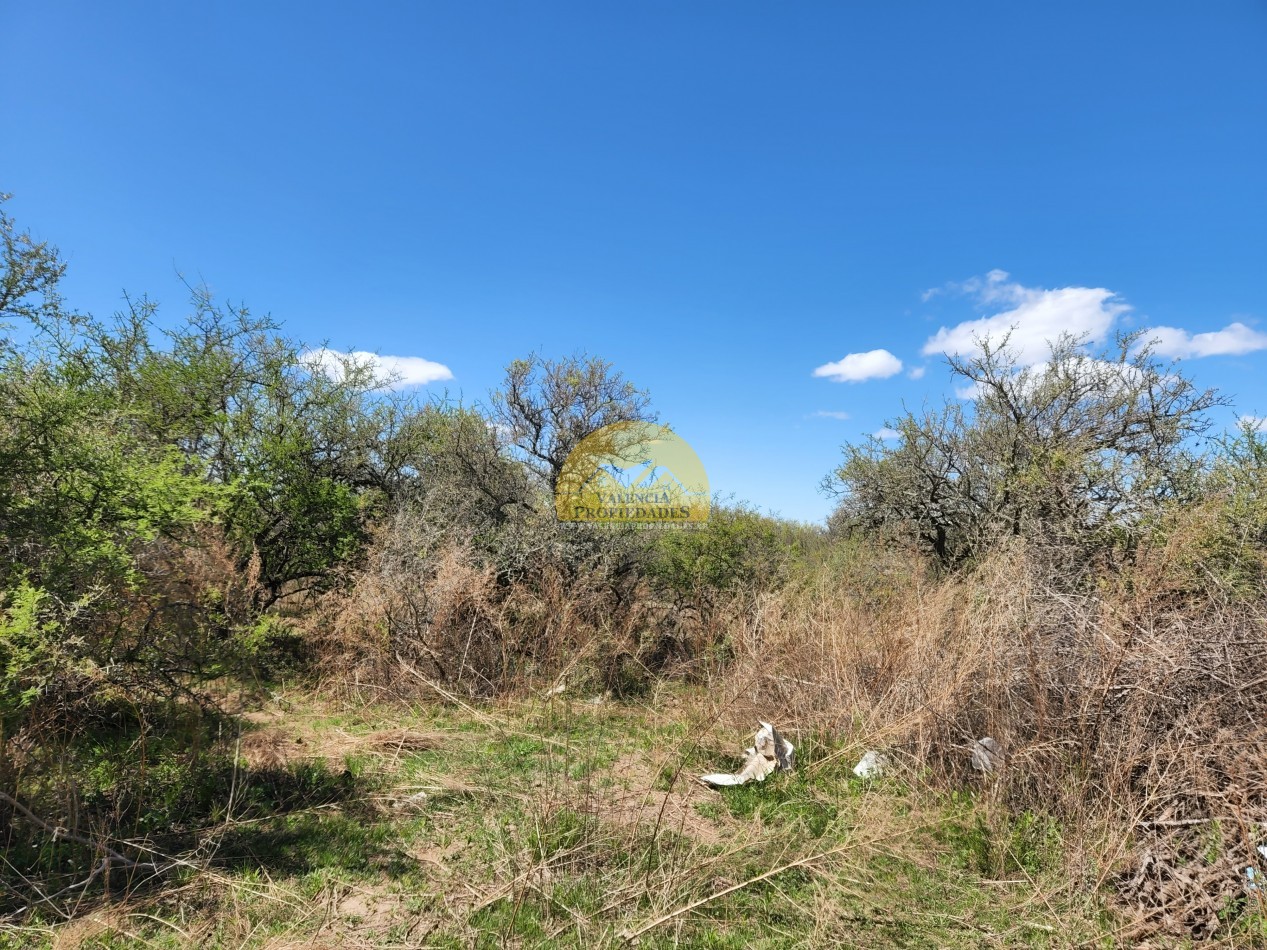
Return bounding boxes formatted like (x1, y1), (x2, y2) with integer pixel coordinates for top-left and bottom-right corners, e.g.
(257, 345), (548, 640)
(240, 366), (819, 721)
(825, 333), (1223, 568)
(0, 193), (64, 329)
(0, 200), (216, 602)
(0, 194), (488, 628)
(49, 287), (475, 607)
(0, 201), (218, 798)
(490, 353), (655, 495)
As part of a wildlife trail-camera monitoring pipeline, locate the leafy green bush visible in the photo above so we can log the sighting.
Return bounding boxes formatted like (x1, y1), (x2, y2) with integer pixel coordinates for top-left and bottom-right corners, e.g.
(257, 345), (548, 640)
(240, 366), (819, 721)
(648, 501), (818, 601)
(0, 582), (75, 788)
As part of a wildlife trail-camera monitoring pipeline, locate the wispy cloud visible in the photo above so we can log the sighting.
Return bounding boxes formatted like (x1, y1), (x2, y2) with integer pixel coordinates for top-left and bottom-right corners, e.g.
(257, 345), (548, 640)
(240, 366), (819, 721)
(302, 348), (454, 388)
(812, 349), (903, 383)
(907, 366), (926, 380)
(1238, 415), (1267, 432)
(812, 410), (852, 420)
(922, 268), (1018, 305)
(922, 270), (1128, 367)
(873, 427), (902, 440)
(1143, 322), (1267, 359)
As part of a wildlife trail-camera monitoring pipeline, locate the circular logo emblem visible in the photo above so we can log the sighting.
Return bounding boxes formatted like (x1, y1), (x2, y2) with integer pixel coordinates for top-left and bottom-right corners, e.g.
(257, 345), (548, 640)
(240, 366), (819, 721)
(555, 422), (709, 525)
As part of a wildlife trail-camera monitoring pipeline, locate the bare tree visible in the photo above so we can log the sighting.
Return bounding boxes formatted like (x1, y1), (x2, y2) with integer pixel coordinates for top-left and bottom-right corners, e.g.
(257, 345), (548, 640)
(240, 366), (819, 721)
(825, 332), (1224, 568)
(490, 353), (655, 493)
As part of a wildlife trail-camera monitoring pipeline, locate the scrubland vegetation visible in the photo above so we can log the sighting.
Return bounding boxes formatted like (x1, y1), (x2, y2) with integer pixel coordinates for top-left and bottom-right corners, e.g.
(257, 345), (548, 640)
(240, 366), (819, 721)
(3, 197), (1267, 947)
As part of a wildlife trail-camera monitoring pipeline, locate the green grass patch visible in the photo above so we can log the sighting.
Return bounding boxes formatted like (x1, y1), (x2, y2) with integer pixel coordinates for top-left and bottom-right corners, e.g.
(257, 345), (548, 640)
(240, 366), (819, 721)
(20, 690), (1121, 949)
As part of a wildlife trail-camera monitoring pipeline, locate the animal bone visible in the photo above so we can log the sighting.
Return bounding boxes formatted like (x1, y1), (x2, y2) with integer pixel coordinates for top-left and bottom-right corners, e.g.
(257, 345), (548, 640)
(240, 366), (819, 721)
(700, 721), (795, 787)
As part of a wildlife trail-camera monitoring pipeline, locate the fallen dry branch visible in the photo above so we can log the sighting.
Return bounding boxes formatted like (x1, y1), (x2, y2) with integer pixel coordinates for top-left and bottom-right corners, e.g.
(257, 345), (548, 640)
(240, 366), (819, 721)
(619, 842), (854, 941)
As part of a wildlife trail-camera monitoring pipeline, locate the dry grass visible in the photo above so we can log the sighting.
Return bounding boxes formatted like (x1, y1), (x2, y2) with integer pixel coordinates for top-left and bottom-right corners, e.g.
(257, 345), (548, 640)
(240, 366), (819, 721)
(10, 686), (1111, 948)
(13, 514), (1267, 945)
(285, 510), (1267, 943)
(302, 526), (682, 703)
(701, 535), (1267, 943)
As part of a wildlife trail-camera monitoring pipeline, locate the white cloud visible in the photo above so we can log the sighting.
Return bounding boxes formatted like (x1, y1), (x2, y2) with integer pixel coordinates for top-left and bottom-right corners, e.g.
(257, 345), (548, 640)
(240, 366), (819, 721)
(873, 427), (902, 440)
(812, 410), (852, 420)
(303, 348), (454, 388)
(922, 270), (1128, 367)
(812, 349), (903, 383)
(1143, 322), (1267, 359)
(1238, 415), (1267, 432)
(907, 366), (926, 380)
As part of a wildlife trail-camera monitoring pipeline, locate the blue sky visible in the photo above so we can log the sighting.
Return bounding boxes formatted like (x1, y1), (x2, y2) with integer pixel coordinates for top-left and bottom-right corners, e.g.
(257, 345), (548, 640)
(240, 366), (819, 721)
(3, 2), (1266, 522)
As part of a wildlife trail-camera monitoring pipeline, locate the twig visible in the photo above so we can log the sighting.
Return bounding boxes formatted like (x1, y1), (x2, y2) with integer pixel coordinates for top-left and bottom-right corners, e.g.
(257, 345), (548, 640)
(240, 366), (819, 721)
(394, 655), (568, 749)
(1137, 816), (1267, 828)
(619, 842), (851, 941)
(0, 791), (153, 872)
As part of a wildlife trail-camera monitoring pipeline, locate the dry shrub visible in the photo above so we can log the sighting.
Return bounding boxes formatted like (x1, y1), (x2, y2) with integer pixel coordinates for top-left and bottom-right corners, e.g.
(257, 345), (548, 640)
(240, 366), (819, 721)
(304, 535), (502, 693)
(712, 534), (1267, 941)
(304, 510), (704, 699)
(133, 524), (265, 667)
(0, 523), (278, 917)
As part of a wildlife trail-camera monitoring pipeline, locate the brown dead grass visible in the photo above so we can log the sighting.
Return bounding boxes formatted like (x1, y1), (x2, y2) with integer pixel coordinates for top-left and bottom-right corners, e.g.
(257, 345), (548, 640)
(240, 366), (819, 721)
(49, 913), (121, 949)
(594, 750), (731, 845)
(703, 536), (1267, 943)
(237, 710), (445, 771)
(283, 510), (1267, 943)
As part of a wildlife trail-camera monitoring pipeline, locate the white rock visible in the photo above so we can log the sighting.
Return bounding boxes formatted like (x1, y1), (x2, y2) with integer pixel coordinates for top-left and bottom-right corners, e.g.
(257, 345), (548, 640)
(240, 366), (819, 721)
(1245, 845), (1267, 891)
